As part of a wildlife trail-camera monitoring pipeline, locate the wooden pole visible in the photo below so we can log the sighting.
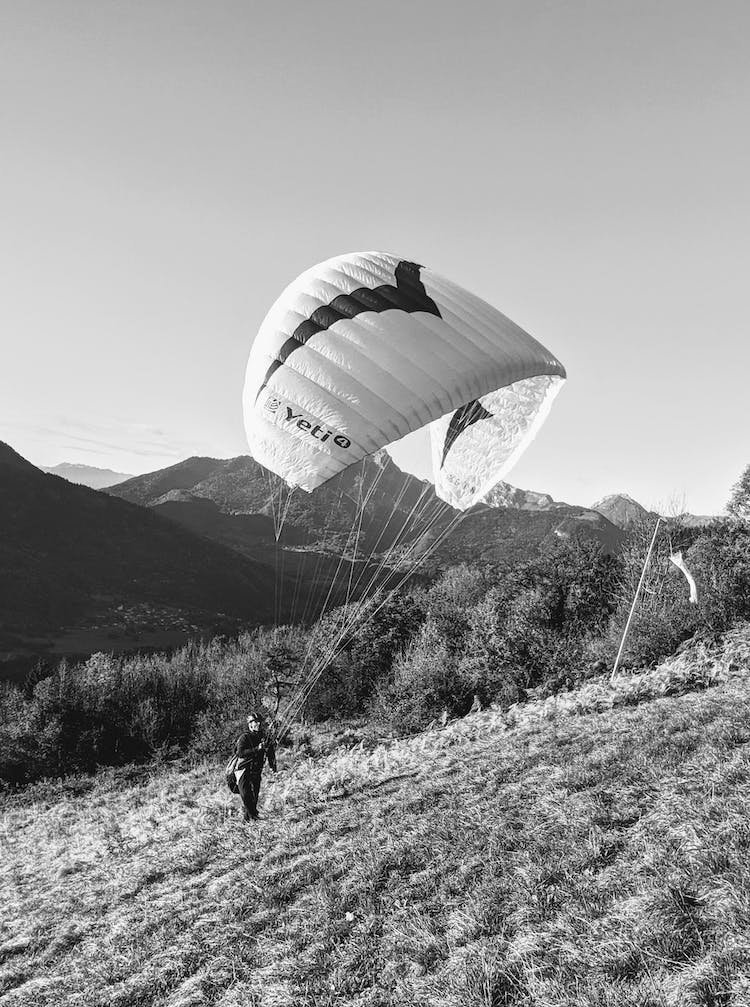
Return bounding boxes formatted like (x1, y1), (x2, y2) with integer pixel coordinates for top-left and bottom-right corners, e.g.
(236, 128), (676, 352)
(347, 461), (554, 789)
(611, 517), (662, 681)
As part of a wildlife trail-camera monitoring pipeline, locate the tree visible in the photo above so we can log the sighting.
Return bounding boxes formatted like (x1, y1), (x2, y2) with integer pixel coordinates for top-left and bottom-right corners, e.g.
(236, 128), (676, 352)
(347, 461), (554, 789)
(727, 464), (750, 521)
(262, 642), (300, 716)
(457, 589), (524, 708)
(371, 619), (459, 733)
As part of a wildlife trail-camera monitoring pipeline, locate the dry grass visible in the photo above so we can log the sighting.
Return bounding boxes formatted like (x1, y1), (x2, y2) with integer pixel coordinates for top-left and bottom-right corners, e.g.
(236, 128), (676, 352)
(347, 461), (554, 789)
(2, 626), (750, 1005)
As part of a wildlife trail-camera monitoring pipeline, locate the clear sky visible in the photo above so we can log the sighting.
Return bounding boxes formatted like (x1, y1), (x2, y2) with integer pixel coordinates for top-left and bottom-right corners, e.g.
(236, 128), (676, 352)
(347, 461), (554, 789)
(2, 1), (748, 514)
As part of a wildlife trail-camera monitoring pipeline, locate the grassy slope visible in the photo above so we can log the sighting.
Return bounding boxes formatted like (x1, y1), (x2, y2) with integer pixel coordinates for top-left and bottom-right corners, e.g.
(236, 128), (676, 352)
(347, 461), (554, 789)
(2, 629), (750, 1006)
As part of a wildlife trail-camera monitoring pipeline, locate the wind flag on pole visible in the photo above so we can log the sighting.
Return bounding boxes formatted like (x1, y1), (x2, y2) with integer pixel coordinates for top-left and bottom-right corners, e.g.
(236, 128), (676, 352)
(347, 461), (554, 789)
(611, 517), (661, 680)
(670, 551), (698, 603)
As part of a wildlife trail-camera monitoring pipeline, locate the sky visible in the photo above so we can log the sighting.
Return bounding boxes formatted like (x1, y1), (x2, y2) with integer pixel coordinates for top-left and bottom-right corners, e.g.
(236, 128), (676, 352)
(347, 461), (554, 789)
(2, 0), (748, 515)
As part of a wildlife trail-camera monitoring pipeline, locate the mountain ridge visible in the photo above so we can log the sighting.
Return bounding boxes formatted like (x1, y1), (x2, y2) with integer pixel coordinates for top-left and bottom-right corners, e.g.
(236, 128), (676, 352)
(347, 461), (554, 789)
(591, 492), (716, 530)
(108, 452), (569, 518)
(0, 442), (282, 675)
(107, 451), (625, 564)
(0, 442), (39, 473)
(40, 462), (133, 489)
(591, 492), (656, 530)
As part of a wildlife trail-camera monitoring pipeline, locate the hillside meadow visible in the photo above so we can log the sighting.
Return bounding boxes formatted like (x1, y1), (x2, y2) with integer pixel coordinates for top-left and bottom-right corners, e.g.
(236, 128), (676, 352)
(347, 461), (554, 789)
(2, 626), (749, 1006)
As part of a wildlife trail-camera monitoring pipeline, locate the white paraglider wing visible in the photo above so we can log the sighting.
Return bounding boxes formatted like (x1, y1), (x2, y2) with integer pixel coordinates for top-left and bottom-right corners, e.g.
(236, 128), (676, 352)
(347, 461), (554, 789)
(429, 376), (563, 509)
(243, 251), (565, 509)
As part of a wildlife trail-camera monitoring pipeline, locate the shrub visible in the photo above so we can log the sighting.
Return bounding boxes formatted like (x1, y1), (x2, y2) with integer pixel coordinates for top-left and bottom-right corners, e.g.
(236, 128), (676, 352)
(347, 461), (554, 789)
(370, 619), (461, 734)
(606, 516), (703, 670)
(473, 538), (620, 691)
(184, 629), (304, 754)
(727, 462), (750, 521)
(611, 601), (703, 670)
(419, 563), (493, 656)
(0, 630), (298, 784)
(456, 589), (524, 708)
(607, 519), (750, 670)
(303, 592), (426, 720)
(688, 520), (750, 627)
(0, 683), (41, 784)
(26, 649), (210, 771)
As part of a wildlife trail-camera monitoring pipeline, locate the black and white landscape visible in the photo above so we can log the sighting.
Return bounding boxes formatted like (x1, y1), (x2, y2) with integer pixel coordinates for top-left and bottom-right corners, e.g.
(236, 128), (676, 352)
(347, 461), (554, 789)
(2, 3), (750, 1005)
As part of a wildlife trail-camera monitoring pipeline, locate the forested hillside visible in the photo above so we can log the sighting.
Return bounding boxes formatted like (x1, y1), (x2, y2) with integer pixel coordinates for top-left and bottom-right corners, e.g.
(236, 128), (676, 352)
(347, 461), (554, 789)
(0, 444), (279, 672)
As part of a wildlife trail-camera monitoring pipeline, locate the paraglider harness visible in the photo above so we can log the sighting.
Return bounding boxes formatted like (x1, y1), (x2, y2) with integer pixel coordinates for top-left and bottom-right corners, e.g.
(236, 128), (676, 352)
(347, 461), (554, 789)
(225, 720), (277, 794)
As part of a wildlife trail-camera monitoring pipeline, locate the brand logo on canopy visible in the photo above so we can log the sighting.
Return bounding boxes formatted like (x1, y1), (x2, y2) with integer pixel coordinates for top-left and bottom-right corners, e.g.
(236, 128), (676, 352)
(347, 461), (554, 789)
(263, 393), (352, 450)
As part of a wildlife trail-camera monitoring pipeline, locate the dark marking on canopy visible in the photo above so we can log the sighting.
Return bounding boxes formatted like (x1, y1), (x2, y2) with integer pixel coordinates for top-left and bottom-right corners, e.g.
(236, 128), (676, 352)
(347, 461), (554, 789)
(440, 400), (493, 468)
(256, 260), (441, 401)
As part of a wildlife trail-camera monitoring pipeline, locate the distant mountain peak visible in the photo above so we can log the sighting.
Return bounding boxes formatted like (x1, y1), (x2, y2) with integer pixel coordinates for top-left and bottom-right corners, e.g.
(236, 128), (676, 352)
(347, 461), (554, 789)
(481, 482), (561, 511)
(110, 456), (228, 503)
(42, 462), (133, 489)
(591, 493), (653, 530)
(593, 492), (642, 507)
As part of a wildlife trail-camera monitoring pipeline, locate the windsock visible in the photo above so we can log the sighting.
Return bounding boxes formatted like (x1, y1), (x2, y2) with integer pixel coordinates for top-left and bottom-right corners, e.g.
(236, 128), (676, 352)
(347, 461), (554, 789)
(670, 551), (698, 604)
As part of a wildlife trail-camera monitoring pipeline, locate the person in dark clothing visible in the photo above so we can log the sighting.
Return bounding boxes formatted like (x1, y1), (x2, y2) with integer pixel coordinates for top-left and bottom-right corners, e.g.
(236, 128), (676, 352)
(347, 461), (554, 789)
(234, 710), (277, 822)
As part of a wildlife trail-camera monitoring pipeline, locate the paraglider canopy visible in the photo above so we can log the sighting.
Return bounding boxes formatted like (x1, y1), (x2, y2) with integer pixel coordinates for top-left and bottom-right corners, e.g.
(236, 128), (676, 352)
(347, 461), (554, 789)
(243, 251), (565, 510)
